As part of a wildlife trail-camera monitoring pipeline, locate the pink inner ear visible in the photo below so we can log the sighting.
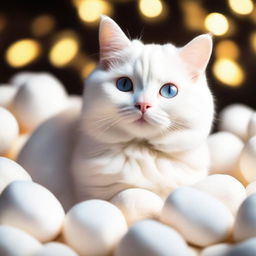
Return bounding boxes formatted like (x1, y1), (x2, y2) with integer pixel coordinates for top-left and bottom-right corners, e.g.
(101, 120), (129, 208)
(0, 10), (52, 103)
(99, 16), (131, 69)
(179, 34), (212, 81)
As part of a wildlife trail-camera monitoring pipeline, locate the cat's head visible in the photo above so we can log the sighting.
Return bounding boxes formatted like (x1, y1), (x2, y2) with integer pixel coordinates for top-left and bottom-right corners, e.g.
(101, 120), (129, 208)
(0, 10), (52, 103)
(82, 16), (214, 151)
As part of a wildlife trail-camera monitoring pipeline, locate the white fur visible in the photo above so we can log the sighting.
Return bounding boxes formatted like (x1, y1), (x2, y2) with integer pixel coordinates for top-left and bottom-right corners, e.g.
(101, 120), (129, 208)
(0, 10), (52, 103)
(71, 17), (214, 201)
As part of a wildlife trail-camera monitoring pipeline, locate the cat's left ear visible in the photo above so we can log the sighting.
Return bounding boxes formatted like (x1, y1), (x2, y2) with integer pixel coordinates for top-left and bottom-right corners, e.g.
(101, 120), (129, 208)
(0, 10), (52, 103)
(179, 34), (212, 81)
(99, 16), (131, 69)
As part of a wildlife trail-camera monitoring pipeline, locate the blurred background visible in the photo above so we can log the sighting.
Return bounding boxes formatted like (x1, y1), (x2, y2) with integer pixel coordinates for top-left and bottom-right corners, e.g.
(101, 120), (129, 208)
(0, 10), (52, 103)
(0, 0), (255, 114)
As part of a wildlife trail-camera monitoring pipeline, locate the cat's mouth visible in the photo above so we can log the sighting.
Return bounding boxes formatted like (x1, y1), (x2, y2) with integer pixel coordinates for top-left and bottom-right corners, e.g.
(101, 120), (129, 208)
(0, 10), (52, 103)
(134, 116), (148, 125)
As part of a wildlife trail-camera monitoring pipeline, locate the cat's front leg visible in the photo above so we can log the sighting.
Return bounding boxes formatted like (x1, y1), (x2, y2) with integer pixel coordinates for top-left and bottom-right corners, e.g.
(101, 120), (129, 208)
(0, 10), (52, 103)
(110, 188), (164, 226)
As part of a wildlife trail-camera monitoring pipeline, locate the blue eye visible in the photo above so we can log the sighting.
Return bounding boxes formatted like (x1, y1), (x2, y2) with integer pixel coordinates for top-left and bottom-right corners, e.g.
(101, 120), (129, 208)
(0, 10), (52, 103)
(116, 77), (133, 92)
(160, 83), (178, 98)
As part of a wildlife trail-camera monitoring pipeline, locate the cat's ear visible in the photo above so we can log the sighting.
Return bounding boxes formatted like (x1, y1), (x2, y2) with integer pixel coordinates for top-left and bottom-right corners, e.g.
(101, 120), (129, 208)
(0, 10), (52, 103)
(179, 34), (212, 81)
(99, 15), (131, 69)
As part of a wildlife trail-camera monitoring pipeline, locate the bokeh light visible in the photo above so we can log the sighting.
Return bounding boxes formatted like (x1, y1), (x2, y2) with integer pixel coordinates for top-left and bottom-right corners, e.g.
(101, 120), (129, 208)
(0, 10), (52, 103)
(139, 0), (163, 18)
(180, 0), (206, 31)
(31, 15), (56, 37)
(72, 0), (83, 7)
(250, 8), (256, 23)
(0, 0), (256, 107)
(213, 58), (244, 87)
(49, 36), (79, 67)
(5, 39), (41, 68)
(78, 0), (112, 24)
(81, 61), (97, 78)
(215, 40), (240, 59)
(204, 12), (229, 36)
(107, 0), (130, 2)
(228, 0), (254, 15)
(250, 32), (256, 53)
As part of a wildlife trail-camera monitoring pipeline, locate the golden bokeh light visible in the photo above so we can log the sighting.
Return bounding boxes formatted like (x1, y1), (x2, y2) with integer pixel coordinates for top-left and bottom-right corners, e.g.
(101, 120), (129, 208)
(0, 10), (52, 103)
(139, 0), (163, 18)
(215, 40), (240, 59)
(250, 7), (256, 23)
(250, 31), (256, 53)
(107, 0), (130, 2)
(180, 0), (206, 31)
(81, 61), (97, 78)
(73, 0), (83, 8)
(49, 37), (79, 67)
(78, 0), (112, 24)
(213, 58), (244, 87)
(204, 12), (229, 36)
(6, 39), (41, 68)
(31, 15), (56, 37)
(228, 0), (254, 15)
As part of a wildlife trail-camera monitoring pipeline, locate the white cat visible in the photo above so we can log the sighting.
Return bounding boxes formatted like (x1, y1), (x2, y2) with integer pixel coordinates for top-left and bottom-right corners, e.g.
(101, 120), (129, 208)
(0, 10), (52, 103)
(18, 16), (214, 209)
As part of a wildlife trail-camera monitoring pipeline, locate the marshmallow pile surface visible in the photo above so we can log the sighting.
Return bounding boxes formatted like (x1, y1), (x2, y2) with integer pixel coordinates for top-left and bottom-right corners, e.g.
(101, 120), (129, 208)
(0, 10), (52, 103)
(0, 71), (81, 160)
(1, 73), (256, 255)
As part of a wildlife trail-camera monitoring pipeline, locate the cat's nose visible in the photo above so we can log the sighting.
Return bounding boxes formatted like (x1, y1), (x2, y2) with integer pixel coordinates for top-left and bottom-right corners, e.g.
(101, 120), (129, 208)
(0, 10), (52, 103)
(135, 102), (152, 113)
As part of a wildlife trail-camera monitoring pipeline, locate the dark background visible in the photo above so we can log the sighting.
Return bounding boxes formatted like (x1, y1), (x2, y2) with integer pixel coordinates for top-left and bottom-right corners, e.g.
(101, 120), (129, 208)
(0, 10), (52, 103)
(0, 0), (255, 114)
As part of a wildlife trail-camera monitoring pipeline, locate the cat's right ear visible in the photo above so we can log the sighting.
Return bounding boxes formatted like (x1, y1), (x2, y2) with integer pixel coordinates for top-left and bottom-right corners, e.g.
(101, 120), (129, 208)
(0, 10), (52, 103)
(99, 16), (131, 69)
(179, 34), (213, 81)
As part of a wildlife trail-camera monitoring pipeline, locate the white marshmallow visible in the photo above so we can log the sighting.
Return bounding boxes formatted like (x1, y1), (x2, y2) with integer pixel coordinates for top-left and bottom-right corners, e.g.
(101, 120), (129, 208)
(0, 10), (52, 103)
(240, 136), (256, 183)
(200, 243), (232, 256)
(33, 242), (78, 256)
(110, 188), (164, 226)
(233, 193), (256, 242)
(12, 73), (68, 132)
(189, 246), (201, 256)
(9, 71), (37, 88)
(67, 95), (82, 110)
(247, 112), (256, 138)
(0, 225), (42, 256)
(115, 219), (193, 256)
(0, 85), (18, 108)
(0, 107), (19, 155)
(219, 104), (253, 141)
(63, 200), (127, 256)
(193, 174), (246, 215)
(160, 187), (234, 247)
(0, 157), (31, 194)
(225, 237), (256, 256)
(246, 181), (256, 196)
(208, 132), (243, 175)
(0, 181), (65, 242)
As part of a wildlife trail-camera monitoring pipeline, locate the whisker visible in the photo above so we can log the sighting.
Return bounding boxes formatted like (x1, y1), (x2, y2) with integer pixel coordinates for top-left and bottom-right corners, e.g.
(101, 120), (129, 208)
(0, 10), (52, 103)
(78, 114), (116, 133)
(146, 111), (170, 126)
(79, 106), (139, 135)
(81, 112), (114, 122)
(167, 120), (189, 132)
(92, 116), (116, 125)
(98, 116), (126, 136)
(118, 107), (136, 114)
(159, 127), (169, 137)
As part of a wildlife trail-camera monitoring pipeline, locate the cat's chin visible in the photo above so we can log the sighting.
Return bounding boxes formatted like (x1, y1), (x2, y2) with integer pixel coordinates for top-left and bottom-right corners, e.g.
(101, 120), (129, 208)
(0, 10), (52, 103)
(120, 119), (166, 139)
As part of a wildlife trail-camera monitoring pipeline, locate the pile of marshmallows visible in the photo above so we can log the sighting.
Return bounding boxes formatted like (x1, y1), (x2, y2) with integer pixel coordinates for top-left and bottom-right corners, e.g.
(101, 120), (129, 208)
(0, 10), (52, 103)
(0, 71), (81, 160)
(1, 73), (256, 256)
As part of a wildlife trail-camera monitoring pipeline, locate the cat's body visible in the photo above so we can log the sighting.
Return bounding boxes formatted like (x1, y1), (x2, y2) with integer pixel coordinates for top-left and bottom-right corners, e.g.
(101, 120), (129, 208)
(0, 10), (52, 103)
(18, 16), (214, 209)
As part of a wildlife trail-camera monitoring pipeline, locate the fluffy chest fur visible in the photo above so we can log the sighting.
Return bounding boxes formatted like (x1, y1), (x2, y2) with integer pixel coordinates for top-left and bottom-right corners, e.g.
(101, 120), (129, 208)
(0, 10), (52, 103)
(72, 134), (210, 201)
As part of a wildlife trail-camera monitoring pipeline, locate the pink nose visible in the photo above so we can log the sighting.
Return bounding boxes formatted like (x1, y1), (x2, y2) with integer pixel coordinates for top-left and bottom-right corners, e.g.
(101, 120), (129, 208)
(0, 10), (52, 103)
(135, 102), (152, 113)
